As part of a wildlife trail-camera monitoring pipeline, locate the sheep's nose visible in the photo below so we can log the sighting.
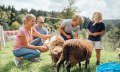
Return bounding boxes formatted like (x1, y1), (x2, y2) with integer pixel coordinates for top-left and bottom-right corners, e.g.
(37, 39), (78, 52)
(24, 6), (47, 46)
(58, 51), (62, 55)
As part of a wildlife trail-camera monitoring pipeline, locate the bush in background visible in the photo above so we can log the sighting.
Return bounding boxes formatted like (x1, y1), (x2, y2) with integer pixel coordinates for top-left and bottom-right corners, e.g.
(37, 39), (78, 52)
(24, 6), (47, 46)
(102, 26), (120, 51)
(10, 21), (20, 30)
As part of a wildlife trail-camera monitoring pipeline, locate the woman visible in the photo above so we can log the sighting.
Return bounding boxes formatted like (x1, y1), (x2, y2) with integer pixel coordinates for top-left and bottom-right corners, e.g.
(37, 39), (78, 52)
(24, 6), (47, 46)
(13, 14), (50, 67)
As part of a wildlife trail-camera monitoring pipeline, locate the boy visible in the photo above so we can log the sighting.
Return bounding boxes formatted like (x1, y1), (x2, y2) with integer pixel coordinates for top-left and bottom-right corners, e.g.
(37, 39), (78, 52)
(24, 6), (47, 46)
(59, 14), (83, 40)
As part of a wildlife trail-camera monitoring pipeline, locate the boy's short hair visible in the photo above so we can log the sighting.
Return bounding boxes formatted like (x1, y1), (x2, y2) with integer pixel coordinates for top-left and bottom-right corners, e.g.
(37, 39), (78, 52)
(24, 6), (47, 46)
(72, 14), (83, 25)
(37, 16), (45, 21)
(92, 12), (102, 21)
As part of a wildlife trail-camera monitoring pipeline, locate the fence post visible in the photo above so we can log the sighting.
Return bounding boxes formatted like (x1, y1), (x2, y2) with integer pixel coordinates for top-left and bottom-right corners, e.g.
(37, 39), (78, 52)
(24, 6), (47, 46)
(0, 45), (1, 51)
(0, 26), (2, 51)
(0, 25), (6, 51)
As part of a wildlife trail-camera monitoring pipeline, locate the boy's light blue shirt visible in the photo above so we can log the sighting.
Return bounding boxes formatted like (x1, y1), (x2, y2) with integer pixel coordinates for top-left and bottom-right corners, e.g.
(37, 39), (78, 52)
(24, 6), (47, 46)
(34, 24), (48, 39)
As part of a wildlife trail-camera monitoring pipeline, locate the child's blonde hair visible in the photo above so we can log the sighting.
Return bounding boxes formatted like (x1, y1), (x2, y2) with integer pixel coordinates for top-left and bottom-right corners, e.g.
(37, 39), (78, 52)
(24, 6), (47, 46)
(23, 14), (36, 24)
(92, 12), (102, 22)
(72, 14), (83, 25)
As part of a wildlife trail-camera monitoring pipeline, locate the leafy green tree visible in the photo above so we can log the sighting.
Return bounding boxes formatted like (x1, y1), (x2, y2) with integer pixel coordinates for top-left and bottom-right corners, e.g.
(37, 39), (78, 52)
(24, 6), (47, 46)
(60, 0), (77, 19)
(1, 5), (5, 11)
(7, 5), (11, 11)
(20, 8), (28, 14)
(29, 9), (37, 16)
(16, 14), (25, 24)
(0, 9), (4, 19)
(11, 6), (16, 13)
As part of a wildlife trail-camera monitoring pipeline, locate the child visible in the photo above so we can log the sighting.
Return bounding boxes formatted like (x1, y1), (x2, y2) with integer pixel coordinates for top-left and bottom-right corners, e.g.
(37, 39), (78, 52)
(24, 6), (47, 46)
(87, 12), (105, 65)
(59, 14), (83, 40)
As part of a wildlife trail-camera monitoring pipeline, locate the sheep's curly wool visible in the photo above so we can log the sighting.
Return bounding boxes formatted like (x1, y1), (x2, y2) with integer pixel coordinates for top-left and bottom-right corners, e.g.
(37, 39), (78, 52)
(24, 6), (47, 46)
(62, 38), (93, 65)
(115, 48), (120, 57)
(55, 38), (93, 72)
(48, 35), (65, 64)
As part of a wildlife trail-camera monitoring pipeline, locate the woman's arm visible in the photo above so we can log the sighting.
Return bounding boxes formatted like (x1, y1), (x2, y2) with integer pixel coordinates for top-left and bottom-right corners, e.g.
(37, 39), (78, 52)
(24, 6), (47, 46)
(18, 35), (39, 49)
(18, 35), (48, 52)
(32, 28), (50, 40)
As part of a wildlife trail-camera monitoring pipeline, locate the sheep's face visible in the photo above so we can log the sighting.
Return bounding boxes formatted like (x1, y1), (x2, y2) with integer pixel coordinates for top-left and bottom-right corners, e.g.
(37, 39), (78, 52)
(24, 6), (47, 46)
(44, 35), (57, 49)
(51, 46), (63, 56)
(44, 35), (65, 49)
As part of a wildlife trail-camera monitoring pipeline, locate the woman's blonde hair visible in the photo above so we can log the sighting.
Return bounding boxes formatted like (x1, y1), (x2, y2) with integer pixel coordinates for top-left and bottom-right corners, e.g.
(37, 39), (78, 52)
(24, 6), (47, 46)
(23, 14), (36, 24)
(92, 12), (102, 22)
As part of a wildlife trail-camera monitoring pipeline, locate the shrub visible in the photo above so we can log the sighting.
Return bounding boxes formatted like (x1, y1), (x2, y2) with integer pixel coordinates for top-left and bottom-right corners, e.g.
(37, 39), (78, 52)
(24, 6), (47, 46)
(102, 27), (120, 51)
(10, 21), (20, 30)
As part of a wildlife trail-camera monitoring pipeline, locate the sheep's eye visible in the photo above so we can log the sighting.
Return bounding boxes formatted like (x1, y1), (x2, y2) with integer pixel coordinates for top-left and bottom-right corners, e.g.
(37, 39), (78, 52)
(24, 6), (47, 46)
(55, 51), (57, 52)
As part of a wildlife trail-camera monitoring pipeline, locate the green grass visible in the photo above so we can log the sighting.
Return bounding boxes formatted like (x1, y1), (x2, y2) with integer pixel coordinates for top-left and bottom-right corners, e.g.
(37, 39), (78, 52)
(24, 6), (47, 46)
(0, 41), (120, 72)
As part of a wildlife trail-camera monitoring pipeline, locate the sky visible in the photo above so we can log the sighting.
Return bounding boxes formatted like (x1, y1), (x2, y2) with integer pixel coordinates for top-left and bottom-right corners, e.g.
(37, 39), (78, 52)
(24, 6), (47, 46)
(0, 0), (120, 19)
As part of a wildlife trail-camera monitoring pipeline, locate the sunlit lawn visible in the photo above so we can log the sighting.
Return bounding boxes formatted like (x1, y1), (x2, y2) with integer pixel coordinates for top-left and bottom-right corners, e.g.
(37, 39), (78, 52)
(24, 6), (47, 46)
(0, 41), (120, 72)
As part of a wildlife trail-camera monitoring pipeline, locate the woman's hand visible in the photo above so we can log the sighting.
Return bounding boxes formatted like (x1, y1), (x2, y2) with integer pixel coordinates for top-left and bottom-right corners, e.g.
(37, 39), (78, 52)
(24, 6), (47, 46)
(37, 45), (49, 52)
(44, 35), (51, 40)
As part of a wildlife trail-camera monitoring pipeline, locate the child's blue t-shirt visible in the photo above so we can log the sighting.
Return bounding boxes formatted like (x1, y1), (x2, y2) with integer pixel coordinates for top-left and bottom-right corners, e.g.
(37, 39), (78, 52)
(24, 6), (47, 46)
(87, 21), (105, 41)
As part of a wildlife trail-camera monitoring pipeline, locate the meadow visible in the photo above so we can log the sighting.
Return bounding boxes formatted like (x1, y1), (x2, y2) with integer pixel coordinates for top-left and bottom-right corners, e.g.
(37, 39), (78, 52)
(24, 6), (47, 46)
(0, 40), (120, 72)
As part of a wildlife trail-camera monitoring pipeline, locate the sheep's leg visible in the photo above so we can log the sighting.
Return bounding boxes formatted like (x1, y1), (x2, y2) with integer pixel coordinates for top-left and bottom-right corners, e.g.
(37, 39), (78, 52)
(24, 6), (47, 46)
(79, 62), (81, 69)
(51, 56), (57, 67)
(85, 59), (89, 69)
(56, 57), (65, 72)
(62, 62), (65, 68)
(66, 61), (71, 72)
(85, 59), (91, 72)
(64, 46), (71, 70)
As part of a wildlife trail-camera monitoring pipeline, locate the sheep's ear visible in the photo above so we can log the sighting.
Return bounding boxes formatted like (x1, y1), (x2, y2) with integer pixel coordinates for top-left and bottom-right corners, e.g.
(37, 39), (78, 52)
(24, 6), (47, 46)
(115, 48), (119, 52)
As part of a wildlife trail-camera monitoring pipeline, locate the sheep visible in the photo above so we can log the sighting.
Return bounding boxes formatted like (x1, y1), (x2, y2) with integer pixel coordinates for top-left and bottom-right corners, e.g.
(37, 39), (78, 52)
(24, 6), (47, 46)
(55, 38), (93, 72)
(44, 35), (65, 66)
(115, 48), (120, 58)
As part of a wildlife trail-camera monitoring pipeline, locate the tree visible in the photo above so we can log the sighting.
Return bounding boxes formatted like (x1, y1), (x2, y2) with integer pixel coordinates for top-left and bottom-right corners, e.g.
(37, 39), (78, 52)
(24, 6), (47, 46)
(0, 9), (4, 19)
(7, 5), (11, 11)
(1, 5), (5, 11)
(9, 13), (16, 26)
(60, 0), (77, 19)
(29, 9), (37, 16)
(17, 14), (25, 24)
(11, 6), (16, 14)
(20, 8), (28, 14)
(43, 11), (47, 17)
(36, 10), (43, 17)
